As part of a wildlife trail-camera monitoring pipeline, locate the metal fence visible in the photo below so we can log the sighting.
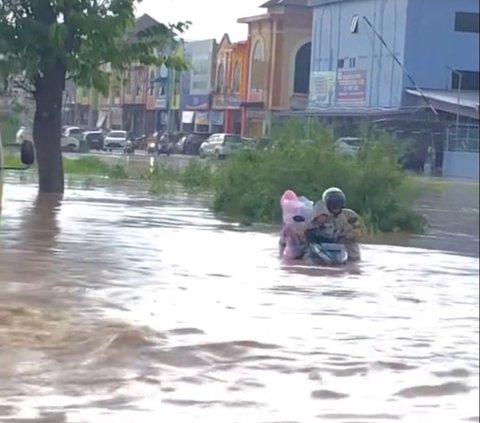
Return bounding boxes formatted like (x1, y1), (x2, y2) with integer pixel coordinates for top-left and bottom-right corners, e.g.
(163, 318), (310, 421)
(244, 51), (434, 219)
(446, 124), (480, 152)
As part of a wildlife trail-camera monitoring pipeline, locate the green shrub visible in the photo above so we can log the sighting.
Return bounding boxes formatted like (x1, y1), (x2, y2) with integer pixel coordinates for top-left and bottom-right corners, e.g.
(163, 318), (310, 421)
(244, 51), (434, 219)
(180, 159), (214, 191)
(213, 120), (426, 233)
(0, 117), (19, 144)
(107, 163), (129, 179)
(63, 157), (110, 175)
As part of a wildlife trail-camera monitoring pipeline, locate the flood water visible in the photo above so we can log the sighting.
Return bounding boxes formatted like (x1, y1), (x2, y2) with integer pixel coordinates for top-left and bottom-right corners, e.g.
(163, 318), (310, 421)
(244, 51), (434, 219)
(0, 173), (479, 423)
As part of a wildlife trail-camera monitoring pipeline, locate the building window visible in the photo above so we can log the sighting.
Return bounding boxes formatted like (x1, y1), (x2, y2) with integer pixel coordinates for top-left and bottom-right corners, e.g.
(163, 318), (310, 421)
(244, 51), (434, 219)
(125, 71), (131, 94)
(149, 70), (155, 96)
(451, 70), (480, 90)
(216, 63), (225, 93)
(337, 59), (345, 69)
(350, 15), (359, 33)
(250, 39), (266, 91)
(454, 12), (480, 33)
(349, 57), (356, 68)
(232, 62), (241, 93)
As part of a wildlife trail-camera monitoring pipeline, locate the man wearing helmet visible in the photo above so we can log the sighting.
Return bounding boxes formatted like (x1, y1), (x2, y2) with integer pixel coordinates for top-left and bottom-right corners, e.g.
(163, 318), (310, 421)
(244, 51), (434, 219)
(322, 187), (366, 262)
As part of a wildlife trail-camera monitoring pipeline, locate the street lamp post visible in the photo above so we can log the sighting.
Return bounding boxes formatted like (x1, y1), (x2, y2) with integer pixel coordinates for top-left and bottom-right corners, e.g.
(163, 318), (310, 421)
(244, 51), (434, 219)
(447, 66), (462, 143)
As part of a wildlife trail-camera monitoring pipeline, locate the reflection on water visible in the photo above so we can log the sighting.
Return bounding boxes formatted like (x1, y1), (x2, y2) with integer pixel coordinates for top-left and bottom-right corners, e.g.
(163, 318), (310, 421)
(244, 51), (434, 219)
(0, 173), (479, 423)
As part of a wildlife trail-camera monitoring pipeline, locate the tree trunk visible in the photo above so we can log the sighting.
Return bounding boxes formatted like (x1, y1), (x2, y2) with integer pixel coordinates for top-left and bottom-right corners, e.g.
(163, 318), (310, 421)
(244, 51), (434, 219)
(33, 70), (65, 193)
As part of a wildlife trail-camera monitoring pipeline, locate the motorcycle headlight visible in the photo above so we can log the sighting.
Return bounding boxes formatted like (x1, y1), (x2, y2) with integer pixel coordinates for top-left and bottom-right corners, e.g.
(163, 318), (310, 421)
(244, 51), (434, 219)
(149, 142), (156, 148)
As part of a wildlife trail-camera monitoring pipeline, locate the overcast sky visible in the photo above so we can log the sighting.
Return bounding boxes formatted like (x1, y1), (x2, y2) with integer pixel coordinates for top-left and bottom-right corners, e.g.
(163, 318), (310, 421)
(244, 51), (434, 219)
(136, 0), (263, 42)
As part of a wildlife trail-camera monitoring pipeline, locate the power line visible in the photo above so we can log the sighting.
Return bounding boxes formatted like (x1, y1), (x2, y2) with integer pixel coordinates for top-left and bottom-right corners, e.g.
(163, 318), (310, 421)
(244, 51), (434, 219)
(362, 16), (438, 116)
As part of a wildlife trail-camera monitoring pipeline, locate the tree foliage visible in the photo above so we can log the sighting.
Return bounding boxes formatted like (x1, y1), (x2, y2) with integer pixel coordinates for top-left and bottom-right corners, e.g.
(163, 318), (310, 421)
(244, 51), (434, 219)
(0, 0), (189, 93)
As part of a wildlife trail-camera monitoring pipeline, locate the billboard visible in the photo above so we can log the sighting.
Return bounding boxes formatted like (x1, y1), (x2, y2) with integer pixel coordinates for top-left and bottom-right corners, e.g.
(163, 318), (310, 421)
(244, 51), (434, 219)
(182, 94), (210, 110)
(309, 72), (336, 108)
(336, 70), (367, 104)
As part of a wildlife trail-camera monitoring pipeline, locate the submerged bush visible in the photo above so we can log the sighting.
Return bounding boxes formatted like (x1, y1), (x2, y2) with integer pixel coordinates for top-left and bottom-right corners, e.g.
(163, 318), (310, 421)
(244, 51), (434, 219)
(180, 160), (214, 190)
(213, 120), (426, 233)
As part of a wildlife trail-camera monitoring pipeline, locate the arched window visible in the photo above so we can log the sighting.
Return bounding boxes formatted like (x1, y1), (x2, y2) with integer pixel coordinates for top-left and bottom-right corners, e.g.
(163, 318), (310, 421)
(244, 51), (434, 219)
(216, 62), (225, 93)
(232, 61), (241, 93)
(293, 42), (311, 94)
(250, 39), (266, 91)
(253, 40), (265, 61)
(125, 71), (131, 94)
(149, 70), (155, 96)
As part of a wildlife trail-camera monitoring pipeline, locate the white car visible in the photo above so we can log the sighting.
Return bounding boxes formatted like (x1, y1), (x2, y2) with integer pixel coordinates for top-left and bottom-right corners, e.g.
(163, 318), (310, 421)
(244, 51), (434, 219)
(16, 126), (80, 150)
(62, 126), (83, 140)
(199, 133), (245, 159)
(335, 137), (362, 156)
(104, 130), (128, 150)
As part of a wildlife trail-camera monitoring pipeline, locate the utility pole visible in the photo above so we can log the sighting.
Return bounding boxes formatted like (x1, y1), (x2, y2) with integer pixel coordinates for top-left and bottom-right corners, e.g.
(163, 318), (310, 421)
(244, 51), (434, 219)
(449, 67), (462, 138)
(446, 66), (462, 151)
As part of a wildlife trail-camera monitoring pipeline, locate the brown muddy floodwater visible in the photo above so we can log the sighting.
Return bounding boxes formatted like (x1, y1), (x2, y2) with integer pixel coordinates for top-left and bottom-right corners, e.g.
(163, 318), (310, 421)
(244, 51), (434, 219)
(0, 173), (479, 423)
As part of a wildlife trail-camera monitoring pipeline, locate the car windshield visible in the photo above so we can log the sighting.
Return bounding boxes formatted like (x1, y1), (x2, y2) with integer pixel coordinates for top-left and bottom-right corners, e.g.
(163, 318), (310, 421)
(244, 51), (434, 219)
(68, 128), (82, 135)
(258, 138), (273, 149)
(225, 135), (242, 144)
(109, 131), (126, 138)
(342, 138), (361, 147)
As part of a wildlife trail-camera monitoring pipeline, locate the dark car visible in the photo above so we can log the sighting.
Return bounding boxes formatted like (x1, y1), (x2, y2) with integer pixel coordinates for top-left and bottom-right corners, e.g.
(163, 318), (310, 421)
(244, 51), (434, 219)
(178, 133), (211, 155)
(83, 130), (104, 151)
(156, 139), (173, 155)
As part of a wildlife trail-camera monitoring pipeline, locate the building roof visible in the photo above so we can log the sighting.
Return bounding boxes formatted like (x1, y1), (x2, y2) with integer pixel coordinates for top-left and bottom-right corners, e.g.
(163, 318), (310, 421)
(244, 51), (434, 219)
(406, 89), (480, 120)
(126, 14), (161, 41)
(406, 89), (479, 109)
(307, 0), (345, 6)
(261, 0), (309, 7)
(238, 14), (272, 24)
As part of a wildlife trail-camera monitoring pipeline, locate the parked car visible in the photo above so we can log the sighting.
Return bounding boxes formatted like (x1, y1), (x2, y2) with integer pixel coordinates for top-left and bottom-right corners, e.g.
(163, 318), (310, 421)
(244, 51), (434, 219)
(83, 130), (104, 151)
(61, 136), (80, 151)
(157, 140), (173, 156)
(335, 137), (362, 156)
(16, 126), (80, 151)
(62, 126), (83, 141)
(255, 137), (275, 151)
(104, 130), (128, 150)
(159, 131), (188, 144)
(177, 133), (211, 155)
(199, 133), (246, 159)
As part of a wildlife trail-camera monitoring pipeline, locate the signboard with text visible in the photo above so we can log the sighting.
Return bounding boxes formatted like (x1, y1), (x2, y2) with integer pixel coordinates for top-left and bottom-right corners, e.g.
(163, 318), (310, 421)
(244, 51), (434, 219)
(336, 70), (367, 104)
(181, 94), (210, 110)
(212, 94), (241, 109)
(309, 72), (336, 108)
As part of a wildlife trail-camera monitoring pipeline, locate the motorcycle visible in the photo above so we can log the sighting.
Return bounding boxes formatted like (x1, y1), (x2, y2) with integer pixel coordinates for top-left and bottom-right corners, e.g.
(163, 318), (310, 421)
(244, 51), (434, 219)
(123, 140), (135, 156)
(304, 228), (348, 266)
(147, 140), (157, 155)
(156, 140), (173, 156)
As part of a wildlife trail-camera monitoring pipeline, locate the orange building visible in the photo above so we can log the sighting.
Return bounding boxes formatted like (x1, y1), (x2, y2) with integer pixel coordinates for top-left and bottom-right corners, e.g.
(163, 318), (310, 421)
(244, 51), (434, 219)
(239, 0), (313, 137)
(212, 34), (249, 134)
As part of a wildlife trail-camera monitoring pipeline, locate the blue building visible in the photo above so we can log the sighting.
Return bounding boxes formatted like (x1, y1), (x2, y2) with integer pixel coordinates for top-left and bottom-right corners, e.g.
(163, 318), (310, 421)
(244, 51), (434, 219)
(306, 0), (479, 179)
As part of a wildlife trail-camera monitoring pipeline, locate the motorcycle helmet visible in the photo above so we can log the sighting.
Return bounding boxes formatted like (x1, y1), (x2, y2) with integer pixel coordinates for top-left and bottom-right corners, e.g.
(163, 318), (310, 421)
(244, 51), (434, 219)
(322, 187), (346, 215)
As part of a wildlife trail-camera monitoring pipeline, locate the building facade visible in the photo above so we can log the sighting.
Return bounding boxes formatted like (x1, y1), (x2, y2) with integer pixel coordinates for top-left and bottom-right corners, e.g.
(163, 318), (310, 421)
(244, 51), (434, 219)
(239, 0), (313, 137)
(180, 39), (216, 133)
(212, 35), (248, 134)
(307, 0), (479, 179)
(308, 0), (479, 112)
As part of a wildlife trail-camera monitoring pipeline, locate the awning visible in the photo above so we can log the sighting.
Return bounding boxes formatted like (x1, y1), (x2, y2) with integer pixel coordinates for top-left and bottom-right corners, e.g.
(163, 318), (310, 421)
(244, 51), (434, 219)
(406, 89), (479, 120)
